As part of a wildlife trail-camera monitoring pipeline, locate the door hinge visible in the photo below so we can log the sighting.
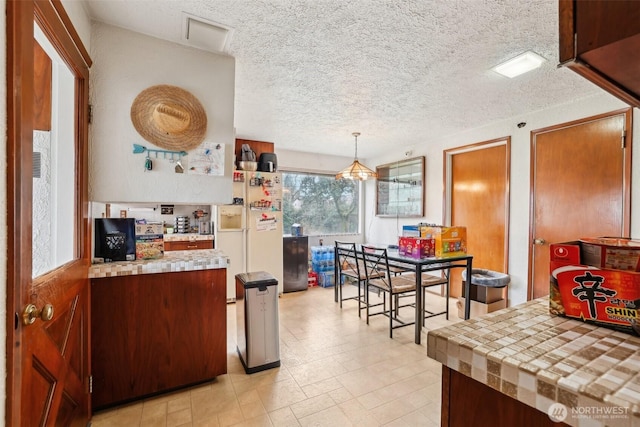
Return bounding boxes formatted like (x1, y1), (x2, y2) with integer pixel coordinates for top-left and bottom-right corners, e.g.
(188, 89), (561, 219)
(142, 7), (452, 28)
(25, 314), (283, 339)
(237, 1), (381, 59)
(622, 130), (627, 149)
(88, 375), (93, 394)
(88, 104), (93, 124)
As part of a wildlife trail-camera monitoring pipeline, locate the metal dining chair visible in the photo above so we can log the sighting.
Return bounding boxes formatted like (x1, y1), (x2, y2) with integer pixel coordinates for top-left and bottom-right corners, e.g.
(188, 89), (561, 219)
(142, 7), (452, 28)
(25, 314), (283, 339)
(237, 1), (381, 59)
(334, 241), (368, 317)
(421, 271), (450, 324)
(361, 245), (418, 338)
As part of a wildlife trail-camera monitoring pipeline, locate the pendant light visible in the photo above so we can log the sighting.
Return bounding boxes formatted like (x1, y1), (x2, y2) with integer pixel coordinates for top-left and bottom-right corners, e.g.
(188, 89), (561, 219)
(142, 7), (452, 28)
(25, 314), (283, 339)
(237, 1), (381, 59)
(335, 132), (377, 180)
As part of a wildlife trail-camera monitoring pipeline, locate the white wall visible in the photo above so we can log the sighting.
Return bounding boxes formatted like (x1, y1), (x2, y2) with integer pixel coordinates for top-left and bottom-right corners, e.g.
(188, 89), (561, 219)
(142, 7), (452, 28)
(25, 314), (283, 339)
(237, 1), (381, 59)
(89, 22), (236, 204)
(364, 92), (640, 307)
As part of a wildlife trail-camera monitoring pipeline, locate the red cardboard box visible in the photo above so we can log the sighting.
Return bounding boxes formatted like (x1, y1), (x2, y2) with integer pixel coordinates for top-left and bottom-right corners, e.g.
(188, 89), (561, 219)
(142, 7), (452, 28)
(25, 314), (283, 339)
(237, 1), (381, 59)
(550, 240), (640, 336)
(420, 226), (467, 258)
(398, 236), (434, 259)
(580, 237), (640, 271)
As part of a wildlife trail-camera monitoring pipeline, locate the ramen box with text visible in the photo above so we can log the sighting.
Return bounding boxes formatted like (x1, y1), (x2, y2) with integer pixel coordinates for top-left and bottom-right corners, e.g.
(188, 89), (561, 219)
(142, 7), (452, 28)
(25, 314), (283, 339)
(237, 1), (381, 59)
(549, 240), (640, 335)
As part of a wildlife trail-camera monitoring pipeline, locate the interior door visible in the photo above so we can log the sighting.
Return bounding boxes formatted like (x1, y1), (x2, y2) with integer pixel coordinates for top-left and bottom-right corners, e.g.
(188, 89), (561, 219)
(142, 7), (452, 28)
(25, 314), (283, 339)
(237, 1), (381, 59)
(7, 1), (92, 425)
(530, 110), (631, 299)
(446, 139), (510, 299)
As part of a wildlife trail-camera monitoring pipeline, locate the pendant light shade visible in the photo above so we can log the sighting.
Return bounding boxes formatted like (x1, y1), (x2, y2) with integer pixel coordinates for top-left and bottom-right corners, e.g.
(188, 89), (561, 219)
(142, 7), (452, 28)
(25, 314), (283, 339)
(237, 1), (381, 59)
(335, 132), (377, 180)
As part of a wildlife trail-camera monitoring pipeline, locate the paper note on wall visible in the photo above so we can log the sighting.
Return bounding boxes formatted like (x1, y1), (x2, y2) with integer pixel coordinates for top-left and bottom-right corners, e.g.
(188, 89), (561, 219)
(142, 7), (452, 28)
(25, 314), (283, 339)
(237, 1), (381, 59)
(188, 141), (225, 176)
(256, 215), (277, 231)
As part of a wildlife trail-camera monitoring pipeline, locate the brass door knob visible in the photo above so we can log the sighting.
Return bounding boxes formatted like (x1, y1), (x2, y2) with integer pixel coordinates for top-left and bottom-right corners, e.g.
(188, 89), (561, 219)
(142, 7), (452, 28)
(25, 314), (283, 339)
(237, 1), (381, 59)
(533, 238), (546, 245)
(22, 303), (54, 326)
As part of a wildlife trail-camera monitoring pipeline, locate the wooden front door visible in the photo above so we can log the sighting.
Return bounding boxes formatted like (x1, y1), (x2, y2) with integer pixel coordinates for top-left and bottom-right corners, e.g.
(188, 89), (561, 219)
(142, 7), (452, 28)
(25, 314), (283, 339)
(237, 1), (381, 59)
(446, 138), (510, 299)
(529, 110), (631, 299)
(7, 1), (92, 425)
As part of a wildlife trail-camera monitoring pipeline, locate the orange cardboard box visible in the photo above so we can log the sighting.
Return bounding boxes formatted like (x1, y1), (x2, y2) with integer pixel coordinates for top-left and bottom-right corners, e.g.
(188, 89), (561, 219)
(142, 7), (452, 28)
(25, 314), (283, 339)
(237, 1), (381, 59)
(549, 240), (640, 336)
(420, 226), (467, 258)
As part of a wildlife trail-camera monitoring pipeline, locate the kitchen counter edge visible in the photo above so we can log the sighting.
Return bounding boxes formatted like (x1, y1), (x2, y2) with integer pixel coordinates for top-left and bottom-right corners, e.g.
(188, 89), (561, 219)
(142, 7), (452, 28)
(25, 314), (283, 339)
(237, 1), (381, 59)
(427, 297), (640, 427)
(89, 249), (228, 279)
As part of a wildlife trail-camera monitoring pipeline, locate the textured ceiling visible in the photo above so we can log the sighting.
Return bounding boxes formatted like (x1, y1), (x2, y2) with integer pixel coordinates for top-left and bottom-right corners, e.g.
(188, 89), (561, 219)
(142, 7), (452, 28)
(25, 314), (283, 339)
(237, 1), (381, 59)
(83, 0), (601, 158)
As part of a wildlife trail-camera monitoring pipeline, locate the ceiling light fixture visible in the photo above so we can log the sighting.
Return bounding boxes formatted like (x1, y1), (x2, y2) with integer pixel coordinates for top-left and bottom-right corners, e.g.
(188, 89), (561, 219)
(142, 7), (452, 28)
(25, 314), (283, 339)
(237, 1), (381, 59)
(335, 132), (377, 181)
(492, 51), (546, 78)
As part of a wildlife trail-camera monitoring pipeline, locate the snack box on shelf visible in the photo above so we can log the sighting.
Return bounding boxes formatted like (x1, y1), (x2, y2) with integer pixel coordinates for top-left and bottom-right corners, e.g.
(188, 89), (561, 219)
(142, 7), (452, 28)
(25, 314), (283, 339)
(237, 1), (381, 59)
(549, 238), (640, 336)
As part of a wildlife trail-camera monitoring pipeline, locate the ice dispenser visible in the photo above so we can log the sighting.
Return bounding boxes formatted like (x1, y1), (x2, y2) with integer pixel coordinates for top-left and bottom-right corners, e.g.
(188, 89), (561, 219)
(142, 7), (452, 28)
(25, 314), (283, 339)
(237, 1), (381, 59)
(217, 205), (244, 230)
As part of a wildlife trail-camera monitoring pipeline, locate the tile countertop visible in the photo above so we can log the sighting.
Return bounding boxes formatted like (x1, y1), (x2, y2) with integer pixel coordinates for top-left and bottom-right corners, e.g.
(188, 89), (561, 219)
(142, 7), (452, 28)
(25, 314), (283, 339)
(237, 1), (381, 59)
(427, 297), (640, 427)
(163, 233), (214, 242)
(89, 249), (228, 279)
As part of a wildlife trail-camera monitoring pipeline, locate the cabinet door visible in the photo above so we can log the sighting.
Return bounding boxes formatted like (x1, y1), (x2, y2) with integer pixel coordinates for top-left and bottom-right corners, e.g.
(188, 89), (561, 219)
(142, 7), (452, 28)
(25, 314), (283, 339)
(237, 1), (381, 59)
(91, 269), (227, 409)
(559, 0), (640, 107)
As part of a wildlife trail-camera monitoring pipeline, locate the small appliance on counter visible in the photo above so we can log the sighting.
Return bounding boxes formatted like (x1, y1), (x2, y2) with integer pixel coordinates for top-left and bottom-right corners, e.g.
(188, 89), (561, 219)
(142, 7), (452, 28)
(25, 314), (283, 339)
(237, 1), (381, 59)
(174, 216), (190, 233)
(198, 221), (213, 235)
(94, 218), (136, 262)
(258, 153), (277, 172)
(291, 223), (303, 237)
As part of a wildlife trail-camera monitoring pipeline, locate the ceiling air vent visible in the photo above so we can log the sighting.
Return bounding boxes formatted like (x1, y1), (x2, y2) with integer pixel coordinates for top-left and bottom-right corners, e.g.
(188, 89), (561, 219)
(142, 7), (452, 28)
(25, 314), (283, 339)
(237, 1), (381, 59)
(33, 152), (42, 178)
(182, 13), (234, 54)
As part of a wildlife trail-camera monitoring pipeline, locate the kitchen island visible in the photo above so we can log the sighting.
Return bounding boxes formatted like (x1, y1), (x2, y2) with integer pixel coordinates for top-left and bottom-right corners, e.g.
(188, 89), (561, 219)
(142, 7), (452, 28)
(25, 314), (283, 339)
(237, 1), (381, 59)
(89, 249), (228, 410)
(427, 298), (640, 427)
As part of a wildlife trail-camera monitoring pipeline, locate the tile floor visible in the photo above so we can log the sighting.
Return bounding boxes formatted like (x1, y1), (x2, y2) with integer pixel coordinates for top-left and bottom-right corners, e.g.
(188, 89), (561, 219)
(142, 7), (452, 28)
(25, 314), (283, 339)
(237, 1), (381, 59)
(90, 285), (463, 426)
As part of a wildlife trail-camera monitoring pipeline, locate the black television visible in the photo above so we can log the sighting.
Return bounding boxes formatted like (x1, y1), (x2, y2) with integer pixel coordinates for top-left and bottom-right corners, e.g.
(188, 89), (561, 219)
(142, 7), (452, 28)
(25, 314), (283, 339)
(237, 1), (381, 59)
(94, 218), (136, 262)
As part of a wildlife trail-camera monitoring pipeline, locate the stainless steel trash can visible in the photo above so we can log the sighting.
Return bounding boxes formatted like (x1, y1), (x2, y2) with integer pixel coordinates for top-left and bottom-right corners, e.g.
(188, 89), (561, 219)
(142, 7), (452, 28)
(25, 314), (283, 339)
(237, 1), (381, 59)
(235, 271), (281, 374)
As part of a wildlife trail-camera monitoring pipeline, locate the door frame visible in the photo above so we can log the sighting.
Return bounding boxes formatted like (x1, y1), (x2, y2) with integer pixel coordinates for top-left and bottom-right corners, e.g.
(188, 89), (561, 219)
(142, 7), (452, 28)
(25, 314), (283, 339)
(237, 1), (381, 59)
(527, 108), (632, 300)
(444, 137), (511, 296)
(6, 0), (92, 424)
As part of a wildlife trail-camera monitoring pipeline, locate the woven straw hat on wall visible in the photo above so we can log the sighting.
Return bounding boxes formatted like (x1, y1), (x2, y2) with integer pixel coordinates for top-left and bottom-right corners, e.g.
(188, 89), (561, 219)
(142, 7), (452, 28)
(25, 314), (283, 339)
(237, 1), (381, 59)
(130, 85), (207, 151)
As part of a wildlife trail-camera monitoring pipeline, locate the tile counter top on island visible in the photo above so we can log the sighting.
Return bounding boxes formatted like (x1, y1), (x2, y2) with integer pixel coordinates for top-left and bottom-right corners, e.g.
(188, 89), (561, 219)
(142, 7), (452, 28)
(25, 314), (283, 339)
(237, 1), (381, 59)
(89, 249), (228, 278)
(427, 297), (640, 427)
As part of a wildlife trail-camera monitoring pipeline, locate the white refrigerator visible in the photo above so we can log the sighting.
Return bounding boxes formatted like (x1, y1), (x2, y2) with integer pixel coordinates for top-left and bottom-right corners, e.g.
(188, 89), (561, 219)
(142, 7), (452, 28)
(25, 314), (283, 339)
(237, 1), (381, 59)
(216, 170), (284, 301)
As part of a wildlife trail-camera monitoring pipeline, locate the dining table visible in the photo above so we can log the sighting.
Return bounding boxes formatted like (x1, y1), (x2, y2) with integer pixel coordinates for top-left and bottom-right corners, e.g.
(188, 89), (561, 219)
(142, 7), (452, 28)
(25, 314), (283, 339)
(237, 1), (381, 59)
(334, 245), (473, 345)
(386, 249), (473, 344)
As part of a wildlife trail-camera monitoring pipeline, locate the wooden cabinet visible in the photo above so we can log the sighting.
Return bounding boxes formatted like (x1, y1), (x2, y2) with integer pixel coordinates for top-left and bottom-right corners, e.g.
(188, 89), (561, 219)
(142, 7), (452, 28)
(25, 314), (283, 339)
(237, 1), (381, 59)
(91, 268), (227, 410)
(164, 239), (213, 251)
(441, 366), (569, 426)
(559, 0), (640, 107)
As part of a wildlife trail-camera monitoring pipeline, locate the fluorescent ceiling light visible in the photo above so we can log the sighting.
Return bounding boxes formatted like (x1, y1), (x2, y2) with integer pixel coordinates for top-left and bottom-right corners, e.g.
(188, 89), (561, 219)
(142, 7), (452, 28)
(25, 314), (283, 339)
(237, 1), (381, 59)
(492, 51), (546, 78)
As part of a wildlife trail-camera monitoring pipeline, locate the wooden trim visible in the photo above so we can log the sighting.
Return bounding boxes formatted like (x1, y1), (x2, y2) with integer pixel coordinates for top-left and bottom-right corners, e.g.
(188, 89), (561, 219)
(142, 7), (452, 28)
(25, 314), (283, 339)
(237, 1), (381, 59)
(562, 60), (640, 108)
(50, 0), (92, 68)
(441, 366), (451, 427)
(6, 0), (92, 424)
(558, 0), (575, 63)
(443, 136), (511, 275)
(6, 1), (35, 425)
(527, 108), (632, 300)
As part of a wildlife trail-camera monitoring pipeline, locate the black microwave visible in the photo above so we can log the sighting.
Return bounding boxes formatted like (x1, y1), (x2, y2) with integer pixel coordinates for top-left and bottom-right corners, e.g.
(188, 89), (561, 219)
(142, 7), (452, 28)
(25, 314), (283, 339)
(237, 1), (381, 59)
(94, 218), (136, 262)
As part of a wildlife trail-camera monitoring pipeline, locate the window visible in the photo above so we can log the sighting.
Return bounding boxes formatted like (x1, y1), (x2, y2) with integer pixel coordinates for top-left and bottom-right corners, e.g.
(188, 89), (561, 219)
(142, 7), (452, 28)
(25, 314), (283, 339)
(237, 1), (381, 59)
(282, 171), (360, 236)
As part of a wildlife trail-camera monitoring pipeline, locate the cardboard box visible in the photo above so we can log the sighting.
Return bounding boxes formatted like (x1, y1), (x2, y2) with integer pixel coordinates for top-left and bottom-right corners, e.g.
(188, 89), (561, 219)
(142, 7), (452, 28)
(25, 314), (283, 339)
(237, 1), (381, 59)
(457, 297), (506, 319)
(420, 226), (467, 258)
(550, 240), (640, 336)
(135, 223), (164, 260)
(402, 225), (421, 237)
(579, 237), (640, 271)
(461, 281), (504, 303)
(398, 236), (434, 259)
